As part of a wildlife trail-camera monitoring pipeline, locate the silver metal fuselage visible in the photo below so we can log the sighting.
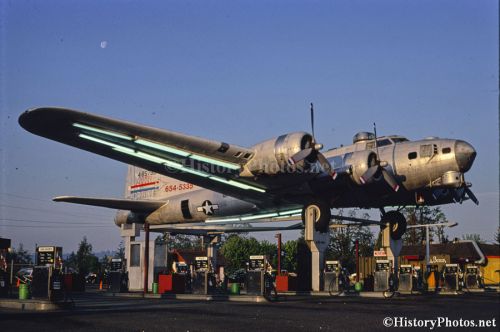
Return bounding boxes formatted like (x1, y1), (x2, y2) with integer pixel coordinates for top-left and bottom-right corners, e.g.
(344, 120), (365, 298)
(116, 134), (476, 226)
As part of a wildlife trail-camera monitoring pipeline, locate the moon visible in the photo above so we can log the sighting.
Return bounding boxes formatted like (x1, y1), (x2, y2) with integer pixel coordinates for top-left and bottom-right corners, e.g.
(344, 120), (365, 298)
(100, 41), (108, 49)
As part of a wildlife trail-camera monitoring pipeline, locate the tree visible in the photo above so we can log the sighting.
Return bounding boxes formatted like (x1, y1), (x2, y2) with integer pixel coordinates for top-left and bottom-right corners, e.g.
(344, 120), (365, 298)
(160, 234), (202, 249)
(496, 227), (500, 245)
(220, 235), (261, 274)
(71, 236), (100, 275)
(9, 243), (32, 265)
(327, 210), (374, 272)
(114, 241), (125, 260)
(258, 240), (278, 269)
(282, 239), (301, 273)
(462, 233), (484, 243)
(402, 207), (449, 245)
(100, 255), (111, 273)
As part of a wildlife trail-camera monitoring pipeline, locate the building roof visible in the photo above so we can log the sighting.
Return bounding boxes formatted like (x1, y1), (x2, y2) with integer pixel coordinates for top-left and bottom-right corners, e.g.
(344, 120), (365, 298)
(400, 241), (499, 262)
(478, 243), (500, 257)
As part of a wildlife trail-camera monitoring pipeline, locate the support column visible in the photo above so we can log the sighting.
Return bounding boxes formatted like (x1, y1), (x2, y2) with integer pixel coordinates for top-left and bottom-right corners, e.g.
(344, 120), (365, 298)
(205, 235), (219, 271)
(143, 223), (150, 294)
(381, 224), (403, 272)
(275, 233), (282, 275)
(304, 207), (330, 292)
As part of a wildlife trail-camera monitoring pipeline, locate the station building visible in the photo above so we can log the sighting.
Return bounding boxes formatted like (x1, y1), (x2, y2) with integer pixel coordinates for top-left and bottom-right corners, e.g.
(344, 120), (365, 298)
(360, 240), (499, 286)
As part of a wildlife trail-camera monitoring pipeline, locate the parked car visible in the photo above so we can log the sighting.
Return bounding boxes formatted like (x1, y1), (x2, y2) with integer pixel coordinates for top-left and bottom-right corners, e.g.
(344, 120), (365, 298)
(85, 272), (97, 284)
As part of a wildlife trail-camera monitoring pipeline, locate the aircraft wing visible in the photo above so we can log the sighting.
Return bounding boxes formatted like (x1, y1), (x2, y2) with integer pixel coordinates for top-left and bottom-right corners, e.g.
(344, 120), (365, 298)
(19, 107), (271, 205)
(53, 196), (166, 211)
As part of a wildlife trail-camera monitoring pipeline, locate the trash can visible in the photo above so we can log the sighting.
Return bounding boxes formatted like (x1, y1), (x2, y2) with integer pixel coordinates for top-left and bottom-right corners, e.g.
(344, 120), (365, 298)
(230, 283), (240, 295)
(19, 283), (29, 300)
(152, 282), (158, 294)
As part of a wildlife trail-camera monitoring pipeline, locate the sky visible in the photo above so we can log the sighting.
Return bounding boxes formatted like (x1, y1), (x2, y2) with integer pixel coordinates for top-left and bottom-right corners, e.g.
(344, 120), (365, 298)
(1, 0), (498, 253)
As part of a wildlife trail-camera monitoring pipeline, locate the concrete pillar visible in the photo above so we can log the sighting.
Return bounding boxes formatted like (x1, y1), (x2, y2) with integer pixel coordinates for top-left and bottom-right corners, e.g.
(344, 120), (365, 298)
(304, 206), (330, 291)
(381, 224), (403, 272)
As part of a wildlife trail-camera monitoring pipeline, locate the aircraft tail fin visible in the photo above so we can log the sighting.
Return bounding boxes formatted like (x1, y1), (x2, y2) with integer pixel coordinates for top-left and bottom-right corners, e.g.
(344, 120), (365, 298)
(125, 165), (198, 199)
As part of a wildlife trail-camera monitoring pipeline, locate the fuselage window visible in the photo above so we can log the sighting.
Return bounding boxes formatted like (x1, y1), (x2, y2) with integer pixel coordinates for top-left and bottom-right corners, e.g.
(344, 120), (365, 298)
(420, 144), (433, 158)
(408, 152), (417, 160)
(442, 147), (451, 154)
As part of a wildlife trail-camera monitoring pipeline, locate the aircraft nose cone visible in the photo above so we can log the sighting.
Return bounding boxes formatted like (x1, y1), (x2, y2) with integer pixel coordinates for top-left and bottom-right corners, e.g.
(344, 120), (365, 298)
(455, 140), (476, 172)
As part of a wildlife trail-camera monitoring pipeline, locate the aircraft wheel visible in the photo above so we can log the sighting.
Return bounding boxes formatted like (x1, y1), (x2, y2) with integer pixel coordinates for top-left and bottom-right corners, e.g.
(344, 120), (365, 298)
(302, 202), (331, 233)
(381, 211), (407, 240)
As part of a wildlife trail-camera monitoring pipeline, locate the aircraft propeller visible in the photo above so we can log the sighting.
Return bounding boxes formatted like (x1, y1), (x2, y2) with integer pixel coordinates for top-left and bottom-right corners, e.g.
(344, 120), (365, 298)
(287, 103), (336, 178)
(452, 186), (479, 205)
(465, 187), (479, 205)
(359, 123), (400, 192)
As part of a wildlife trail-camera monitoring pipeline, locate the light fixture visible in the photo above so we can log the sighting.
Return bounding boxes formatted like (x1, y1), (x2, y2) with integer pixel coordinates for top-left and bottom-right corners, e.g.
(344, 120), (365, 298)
(79, 134), (124, 149)
(241, 213), (279, 221)
(73, 123), (132, 140)
(278, 209), (303, 216)
(209, 176), (266, 193)
(189, 154), (241, 170)
(135, 139), (190, 157)
(205, 217), (242, 223)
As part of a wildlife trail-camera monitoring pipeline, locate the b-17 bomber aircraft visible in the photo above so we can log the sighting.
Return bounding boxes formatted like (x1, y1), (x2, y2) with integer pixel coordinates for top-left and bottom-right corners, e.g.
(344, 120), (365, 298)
(18, 106), (478, 239)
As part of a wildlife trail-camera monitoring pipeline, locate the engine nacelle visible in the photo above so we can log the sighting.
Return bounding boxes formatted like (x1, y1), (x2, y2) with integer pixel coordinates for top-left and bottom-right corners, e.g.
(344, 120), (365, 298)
(344, 150), (378, 185)
(243, 132), (313, 176)
(114, 210), (147, 225)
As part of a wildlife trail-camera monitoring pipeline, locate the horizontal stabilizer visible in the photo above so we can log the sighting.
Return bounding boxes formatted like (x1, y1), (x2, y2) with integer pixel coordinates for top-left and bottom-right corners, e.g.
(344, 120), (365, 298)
(53, 196), (165, 211)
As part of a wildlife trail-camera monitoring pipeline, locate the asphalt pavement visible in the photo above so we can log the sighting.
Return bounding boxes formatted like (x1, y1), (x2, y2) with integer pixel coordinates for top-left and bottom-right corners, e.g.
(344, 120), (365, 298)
(1, 291), (499, 331)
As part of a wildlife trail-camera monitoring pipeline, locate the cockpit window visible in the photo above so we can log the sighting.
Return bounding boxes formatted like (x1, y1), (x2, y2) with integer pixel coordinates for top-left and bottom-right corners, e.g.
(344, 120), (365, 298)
(442, 147), (451, 154)
(366, 138), (398, 150)
(377, 139), (392, 147)
(391, 137), (409, 143)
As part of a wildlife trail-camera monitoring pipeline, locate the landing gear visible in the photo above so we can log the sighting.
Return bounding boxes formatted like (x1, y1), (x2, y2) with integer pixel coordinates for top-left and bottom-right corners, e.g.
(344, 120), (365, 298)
(381, 210), (407, 240)
(302, 201), (331, 233)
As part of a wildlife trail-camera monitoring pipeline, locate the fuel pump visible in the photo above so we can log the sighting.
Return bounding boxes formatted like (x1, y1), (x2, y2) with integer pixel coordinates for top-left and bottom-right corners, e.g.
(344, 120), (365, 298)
(109, 258), (128, 293)
(443, 263), (461, 292)
(192, 257), (215, 295)
(0, 238), (10, 297)
(324, 260), (341, 293)
(32, 246), (63, 301)
(464, 265), (481, 289)
(413, 266), (423, 291)
(246, 255), (267, 295)
(398, 265), (414, 292)
(374, 260), (392, 292)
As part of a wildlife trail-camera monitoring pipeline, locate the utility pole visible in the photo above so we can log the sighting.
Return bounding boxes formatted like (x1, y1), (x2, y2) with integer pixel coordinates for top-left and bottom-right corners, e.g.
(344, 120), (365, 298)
(355, 239), (359, 283)
(275, 233), (282, 275)
(143, 223), (150, 294)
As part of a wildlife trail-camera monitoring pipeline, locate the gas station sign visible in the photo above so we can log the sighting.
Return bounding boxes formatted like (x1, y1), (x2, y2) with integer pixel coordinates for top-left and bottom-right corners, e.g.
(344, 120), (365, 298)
(194, 257), (209, 270)
(36, 246), (62, 266)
